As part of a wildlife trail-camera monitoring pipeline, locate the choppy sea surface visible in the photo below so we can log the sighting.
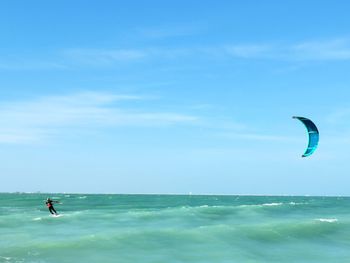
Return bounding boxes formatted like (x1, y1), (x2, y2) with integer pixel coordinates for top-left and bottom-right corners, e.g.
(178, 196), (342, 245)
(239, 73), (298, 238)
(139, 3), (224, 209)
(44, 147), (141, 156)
(1, 193), (349, 263)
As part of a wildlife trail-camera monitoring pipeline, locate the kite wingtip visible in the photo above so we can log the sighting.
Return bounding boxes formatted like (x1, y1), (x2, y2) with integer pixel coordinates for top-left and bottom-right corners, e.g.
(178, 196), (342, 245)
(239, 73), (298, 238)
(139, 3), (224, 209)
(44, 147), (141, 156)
(302, 154), (311, 158)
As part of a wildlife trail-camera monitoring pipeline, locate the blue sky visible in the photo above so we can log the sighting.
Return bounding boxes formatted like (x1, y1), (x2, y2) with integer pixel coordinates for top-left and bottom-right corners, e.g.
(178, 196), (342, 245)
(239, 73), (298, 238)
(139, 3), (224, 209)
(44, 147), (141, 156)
(1, 1), (350, 195)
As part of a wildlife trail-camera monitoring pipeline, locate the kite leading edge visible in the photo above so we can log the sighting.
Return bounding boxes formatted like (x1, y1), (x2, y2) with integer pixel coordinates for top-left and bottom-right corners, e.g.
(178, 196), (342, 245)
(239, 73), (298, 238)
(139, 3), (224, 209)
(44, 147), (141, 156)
(293, 116), (319, 157)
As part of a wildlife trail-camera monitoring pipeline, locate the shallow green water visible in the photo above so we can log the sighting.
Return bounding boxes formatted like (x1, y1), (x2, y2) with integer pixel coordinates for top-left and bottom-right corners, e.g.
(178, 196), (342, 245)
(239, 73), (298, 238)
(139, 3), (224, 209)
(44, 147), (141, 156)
(1, 194), (349, 262)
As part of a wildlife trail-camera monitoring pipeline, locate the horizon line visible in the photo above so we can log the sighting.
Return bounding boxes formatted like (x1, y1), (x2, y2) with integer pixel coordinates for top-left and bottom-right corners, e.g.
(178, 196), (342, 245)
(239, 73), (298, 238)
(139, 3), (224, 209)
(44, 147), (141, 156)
(1, 192), (348, 198)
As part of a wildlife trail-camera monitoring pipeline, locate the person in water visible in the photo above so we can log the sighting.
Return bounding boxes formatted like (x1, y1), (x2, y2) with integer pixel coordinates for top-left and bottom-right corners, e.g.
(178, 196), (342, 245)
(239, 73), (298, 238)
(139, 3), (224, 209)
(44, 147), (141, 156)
(46, 198), (59, 215)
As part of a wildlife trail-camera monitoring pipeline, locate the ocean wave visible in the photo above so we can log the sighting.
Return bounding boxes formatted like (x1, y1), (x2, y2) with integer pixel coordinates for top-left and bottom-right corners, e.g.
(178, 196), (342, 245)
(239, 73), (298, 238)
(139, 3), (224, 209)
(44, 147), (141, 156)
(238, 202), (284, 208)
(316, 218), (338, 223)
(0, 256), (12, 261)
(262, 202), (283, 206)
(2, 194), (350, 263)
(288, 202), (308, 206)
(117, 203), (293, 223)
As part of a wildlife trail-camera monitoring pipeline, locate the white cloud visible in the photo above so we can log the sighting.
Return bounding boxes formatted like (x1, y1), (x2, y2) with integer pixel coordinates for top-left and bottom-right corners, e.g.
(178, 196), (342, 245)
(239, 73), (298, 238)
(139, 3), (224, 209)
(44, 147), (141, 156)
(2, 37), (350, 71)
(217, 132), (297, 142)
(0, 129), (46, 144)
(225, 38), (350, 61)
(225, 44), (274, 59)
(60, 39), (350, 67)
(0, 92), (198, 144)
(0, 61), (67, 71)
(61, 47), (194, 68)
(63, 49), (148, 66)
(291, 39), (350, 60)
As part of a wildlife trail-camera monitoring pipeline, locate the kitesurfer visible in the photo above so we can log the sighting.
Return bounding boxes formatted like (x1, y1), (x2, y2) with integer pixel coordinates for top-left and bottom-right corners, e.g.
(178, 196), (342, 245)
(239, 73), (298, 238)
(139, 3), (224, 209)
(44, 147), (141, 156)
(46, 198), (59, 215)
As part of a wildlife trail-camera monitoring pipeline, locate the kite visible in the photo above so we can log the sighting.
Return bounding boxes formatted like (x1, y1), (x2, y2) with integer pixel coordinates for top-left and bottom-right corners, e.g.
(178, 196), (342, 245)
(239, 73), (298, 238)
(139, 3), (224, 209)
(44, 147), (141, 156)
(293, 116), (319, 157)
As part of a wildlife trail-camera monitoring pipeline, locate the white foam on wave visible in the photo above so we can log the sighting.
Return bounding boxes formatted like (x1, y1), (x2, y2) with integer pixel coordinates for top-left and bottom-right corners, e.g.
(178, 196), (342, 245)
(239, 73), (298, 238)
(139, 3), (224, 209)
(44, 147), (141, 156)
(0, 256), (12, 261)
(262, 203), (283, 206)
(238, 204), (259, 208)
(237, 203), (283, 208)
(51, 214), (63, 218)
(289, 202), (308, 206)
(33, 217), (42, 221)
(316, 218), (338, 223)
(78, 196), (87, 199)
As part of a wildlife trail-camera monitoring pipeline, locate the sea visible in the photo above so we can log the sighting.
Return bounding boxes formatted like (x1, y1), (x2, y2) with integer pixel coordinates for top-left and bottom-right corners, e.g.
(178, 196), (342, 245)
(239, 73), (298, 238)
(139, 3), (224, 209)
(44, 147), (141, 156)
(0, 193), (349, 263)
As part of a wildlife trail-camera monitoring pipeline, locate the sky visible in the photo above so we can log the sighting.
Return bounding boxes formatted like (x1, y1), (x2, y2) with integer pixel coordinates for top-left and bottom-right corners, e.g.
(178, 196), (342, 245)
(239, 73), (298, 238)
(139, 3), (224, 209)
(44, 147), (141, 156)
(1, 1), (350, 195)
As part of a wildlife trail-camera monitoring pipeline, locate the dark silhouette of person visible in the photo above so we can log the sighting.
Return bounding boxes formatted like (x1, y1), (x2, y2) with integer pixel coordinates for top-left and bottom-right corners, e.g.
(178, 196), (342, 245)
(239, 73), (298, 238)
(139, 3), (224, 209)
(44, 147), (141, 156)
(46, 198), (59, 215)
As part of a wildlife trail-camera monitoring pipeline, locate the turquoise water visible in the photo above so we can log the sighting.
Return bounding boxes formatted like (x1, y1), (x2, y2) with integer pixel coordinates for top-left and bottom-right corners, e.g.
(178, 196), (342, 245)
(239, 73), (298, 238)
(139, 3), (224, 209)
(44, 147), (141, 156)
(1, 194), (350, 263)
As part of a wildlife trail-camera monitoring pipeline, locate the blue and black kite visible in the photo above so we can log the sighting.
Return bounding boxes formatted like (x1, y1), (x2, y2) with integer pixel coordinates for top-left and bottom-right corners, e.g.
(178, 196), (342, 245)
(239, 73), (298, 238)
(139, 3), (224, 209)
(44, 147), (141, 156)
(293, 116), (319, 157)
